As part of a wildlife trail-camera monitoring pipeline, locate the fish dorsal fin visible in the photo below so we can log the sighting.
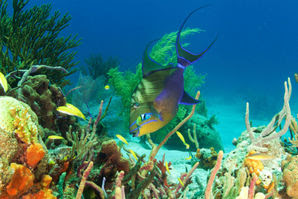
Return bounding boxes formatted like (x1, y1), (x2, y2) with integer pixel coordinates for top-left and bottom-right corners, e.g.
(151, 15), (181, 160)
(176, 6), (217, 67)
(179, 90), (200, 105)
(142, 40), (166, 77)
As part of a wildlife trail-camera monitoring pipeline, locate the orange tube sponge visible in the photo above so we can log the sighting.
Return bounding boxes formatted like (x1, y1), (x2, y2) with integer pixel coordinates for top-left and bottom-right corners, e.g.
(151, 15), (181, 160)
(5, 163), (34, 197)
(244, 151), (264, 176)
(26, 143), (45, 168)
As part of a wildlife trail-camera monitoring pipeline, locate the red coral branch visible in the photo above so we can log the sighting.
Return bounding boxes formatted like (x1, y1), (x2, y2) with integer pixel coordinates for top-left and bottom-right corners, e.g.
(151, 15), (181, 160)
(205, 150), (223, 199)
(76, 161), (94, 199)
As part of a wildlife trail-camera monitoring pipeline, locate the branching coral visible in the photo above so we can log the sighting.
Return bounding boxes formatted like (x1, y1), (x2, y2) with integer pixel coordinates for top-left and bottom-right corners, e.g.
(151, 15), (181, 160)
(245, 78), (292, 152)
(205, 150), (223, 199)
(66, 123), (98, 162)
(208, 78), (294, 199)
(0, 0), (80, 87)
(289, 117), (298, 148)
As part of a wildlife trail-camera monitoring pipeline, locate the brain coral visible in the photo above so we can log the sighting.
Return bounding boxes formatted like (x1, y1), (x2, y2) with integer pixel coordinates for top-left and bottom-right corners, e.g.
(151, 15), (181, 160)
(282, 155), (298, 198)
(0, 96), (39, 144)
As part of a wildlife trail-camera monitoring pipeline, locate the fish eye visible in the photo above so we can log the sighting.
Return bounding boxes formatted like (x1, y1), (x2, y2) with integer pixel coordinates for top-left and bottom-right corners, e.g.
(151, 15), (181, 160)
(133, 102), (140, 108)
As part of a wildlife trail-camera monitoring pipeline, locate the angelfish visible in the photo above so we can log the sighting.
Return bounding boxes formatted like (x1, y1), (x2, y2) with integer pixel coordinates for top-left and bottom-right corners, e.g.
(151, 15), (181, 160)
(130, 7), (216, 137)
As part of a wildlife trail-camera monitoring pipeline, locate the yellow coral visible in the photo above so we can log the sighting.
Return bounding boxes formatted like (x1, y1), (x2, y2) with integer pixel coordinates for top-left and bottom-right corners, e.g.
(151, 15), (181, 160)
(244, 151), (264, 176)
(0, 97), (39, 144)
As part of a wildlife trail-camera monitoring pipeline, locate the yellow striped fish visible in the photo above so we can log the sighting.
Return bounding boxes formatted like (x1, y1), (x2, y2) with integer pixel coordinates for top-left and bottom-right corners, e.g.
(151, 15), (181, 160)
(176, 131), (190, 149)
(57, 103), (85, 120)
(165, 161), (171, 174)
(178, 177), (184, 187)
(116, 134), (128, 145)
(48, 135), (64, 140)
(0, 72), (8, 92)
(129, 149), (138, 160)
(185, 156), (192, 160)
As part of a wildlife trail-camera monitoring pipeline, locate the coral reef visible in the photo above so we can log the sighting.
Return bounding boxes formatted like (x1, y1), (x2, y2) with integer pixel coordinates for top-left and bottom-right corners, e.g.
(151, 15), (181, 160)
(206, 78), (295, 199)
(0, 96), (39, 144)
(0, 97), (55, 198)
(1, 2), (296, 197)
(282, 155), (298, 198)
(195, 147), (220, 170)
(8, 74), (76, 134)
(0, 0), (80, 87)
(4, 163), (35, 197)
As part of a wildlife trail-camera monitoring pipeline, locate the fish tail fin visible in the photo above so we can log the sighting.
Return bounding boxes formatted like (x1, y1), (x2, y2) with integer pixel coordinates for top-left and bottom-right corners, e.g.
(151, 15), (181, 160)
(176, 6), (217, 68)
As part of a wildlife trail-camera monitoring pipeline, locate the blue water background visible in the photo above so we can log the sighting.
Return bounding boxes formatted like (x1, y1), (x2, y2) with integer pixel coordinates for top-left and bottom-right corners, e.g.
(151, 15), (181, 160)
(23, 0), (298, 150)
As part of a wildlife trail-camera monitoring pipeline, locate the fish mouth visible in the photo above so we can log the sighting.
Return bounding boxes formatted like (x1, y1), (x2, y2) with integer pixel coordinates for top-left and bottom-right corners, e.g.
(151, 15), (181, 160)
(129, 114), (158, 137)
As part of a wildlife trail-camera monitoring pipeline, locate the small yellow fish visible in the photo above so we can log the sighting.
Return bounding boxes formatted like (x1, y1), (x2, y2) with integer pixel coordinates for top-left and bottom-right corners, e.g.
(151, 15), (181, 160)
(48, 159), (55, 165)
(176, 131), (190, 149)
(247, 153), (275, 161)
(0, 72), (8, 92)
(129, 149), (138, 160)
(185, 156), (192, 160)
(165, 161), (171, 174)
(48, 135), (65, 140)
(104, 85), (110, 90)
(116, 134), (128, 145)
(57, 103), (85, 120)
(63, 155), (69, 161)
(178, 177), (184, 187)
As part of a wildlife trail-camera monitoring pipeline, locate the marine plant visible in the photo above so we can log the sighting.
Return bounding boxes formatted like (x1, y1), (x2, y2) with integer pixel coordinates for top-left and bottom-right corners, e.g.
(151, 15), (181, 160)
(81, 53), (119, 80)
(0, 0), (80, 87)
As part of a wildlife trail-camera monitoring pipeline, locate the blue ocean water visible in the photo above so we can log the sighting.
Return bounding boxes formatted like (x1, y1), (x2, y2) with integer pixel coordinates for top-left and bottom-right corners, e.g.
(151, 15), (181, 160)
(29, 0), (298, 150)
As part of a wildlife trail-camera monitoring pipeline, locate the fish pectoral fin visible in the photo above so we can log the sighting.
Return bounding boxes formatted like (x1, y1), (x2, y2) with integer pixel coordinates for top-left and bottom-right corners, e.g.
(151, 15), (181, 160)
(149, 106), (163, 121)
(179, 90), (200, 105)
